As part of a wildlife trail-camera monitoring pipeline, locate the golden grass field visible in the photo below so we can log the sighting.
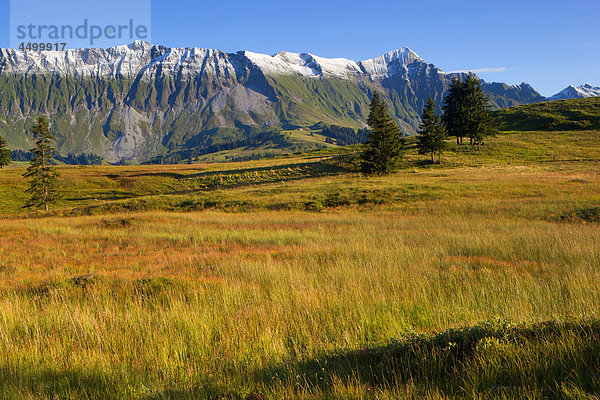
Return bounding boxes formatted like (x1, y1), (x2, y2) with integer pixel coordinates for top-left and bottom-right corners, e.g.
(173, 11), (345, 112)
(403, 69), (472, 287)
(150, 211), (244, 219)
(0, 130), (599, 398)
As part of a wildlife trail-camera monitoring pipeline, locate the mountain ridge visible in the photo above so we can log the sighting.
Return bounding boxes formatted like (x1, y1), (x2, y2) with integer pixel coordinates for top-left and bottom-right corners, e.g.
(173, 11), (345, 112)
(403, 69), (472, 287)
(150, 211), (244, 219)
(0, 42), (426, 79)
(549, 84), (600, 101)
(0, 41), (545, 162)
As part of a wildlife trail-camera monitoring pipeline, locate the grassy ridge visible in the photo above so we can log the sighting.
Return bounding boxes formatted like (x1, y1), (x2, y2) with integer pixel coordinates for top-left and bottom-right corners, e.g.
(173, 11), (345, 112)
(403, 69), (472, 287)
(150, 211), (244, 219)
(193, 129), (341, 163)
(493, 97), (600, 132)
(1, 129), (599, 217)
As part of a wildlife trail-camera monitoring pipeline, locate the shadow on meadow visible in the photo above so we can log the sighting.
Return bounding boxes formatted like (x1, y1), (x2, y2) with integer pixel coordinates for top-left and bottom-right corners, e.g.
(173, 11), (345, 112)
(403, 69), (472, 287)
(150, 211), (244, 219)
(117, 172), (187, 179)
(63, 190), (143, 202)
(141, 387), (264, 400)
(8, 277), (600, 399)
(181, 160), (349, 182)
(560, 206), (600, 223)
(254, 320), (600, 399)
(0, 367), (119, 399)
(0, 365), (261, 400)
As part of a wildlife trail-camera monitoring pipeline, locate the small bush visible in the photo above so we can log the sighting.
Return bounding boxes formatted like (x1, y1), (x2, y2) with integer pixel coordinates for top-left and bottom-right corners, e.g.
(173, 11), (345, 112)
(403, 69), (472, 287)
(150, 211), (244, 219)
(98, 217), (135, 228)
(561, 207), (600, 223)
(304, 200), (324, 212)
(323, 190), (353, 207)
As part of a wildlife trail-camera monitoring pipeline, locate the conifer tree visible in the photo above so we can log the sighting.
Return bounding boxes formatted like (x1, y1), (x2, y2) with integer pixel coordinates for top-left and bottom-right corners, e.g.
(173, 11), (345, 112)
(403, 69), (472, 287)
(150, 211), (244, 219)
(23, 116), (59, 211)
(417, 96), (447, 163)
(442, 74), (493, 148)
(463, 75), (494, 149)
(0, 136), (11, 168)
(442, 78), (466, 145)
(361, 93), (405, 175)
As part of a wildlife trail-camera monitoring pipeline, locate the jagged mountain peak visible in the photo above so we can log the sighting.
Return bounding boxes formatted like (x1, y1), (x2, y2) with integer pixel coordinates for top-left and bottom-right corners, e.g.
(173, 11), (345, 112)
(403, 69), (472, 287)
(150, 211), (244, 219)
(479, 80), (544, 109)
(514, 82), (533, 89)
(501, 82), (530, 91)
(0, 43), (244, 78)
(363, 47), (422, 64)
(127, 40), (154, 50)
(2, 42), (414, 79)
(549, 84), (600, 101)
(0, 42), (428, 81)
(358, 47), (423, 78)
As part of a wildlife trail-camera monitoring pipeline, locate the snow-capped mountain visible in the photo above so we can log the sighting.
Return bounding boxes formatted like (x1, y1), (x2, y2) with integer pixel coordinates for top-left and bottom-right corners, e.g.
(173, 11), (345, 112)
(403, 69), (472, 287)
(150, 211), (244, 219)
(549, 84), (600, 101)
(0, 42), (544, 162)
(0, 41), (423, 80)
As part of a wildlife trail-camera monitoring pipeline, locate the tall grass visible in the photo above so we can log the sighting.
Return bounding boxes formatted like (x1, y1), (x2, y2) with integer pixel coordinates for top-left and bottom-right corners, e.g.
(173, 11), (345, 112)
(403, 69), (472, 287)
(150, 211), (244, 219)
(0, 205), (599, 398)
(0, 130), (599, 398)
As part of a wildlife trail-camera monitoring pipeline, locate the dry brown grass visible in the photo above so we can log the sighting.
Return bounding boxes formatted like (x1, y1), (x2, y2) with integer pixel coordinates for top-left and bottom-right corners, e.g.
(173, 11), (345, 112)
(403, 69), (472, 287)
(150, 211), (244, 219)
(0, 139), (599, 397)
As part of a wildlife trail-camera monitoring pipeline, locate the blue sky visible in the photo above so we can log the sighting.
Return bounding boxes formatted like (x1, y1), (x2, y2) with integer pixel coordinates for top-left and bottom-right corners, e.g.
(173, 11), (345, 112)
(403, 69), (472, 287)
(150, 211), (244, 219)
(1, 0), (599, 96)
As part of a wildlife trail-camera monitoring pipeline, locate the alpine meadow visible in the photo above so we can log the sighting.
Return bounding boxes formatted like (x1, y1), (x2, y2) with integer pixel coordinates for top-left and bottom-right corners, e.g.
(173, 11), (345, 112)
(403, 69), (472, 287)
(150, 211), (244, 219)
(1, 2), (600, 398)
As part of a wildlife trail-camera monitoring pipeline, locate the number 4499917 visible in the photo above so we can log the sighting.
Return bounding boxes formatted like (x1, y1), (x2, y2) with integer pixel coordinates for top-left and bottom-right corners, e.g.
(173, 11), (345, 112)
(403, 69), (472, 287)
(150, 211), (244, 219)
(18, 42), (67, 51)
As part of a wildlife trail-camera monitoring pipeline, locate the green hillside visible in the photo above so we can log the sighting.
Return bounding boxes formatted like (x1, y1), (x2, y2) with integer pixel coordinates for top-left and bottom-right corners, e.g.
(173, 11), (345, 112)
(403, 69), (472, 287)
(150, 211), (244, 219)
(194, 129), (340, 162)
(1, 126), (598, 217)
(0, 63), (544, 163)
(165, 97), (600, 165)
(493, 97), (600, 131)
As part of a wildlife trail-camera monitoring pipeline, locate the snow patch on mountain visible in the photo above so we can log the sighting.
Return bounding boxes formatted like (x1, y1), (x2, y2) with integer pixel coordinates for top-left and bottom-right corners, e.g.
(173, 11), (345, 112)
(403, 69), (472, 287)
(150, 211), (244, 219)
(244, 51), (316, 77)
(0, 41), (246, 78)
(1, 41), (422, 81)
(358, 48), (422, 78)
(549, 84), (600, 100)
(0, 41), (156, 76)
(244, 51), (362, 78)
(306, 53), (363, 78)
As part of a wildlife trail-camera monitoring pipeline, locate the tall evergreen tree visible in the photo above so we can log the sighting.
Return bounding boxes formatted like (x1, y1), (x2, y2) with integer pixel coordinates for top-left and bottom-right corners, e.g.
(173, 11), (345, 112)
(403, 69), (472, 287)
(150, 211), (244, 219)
(442, 78), (466, 145)
(0, 136), (11, 168)
(417, 96), (447, 163)
(23, 116), (59, 211)
(361, 93), (405, 175)
(463, 75), (494, 149)
(442, 74), (494, 148)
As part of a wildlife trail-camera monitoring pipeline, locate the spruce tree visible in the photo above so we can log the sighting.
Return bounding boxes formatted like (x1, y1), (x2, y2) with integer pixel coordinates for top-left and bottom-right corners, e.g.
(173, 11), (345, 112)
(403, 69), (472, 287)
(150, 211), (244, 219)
(442, 78), (465, 145)
(442, 74), (493, 148)
(463, 75), (494, 149)
(361, 93), (405, 175)
(23, 116), (59, 211)
(417, 96), (447, 163)
(0, 136), (11, 168)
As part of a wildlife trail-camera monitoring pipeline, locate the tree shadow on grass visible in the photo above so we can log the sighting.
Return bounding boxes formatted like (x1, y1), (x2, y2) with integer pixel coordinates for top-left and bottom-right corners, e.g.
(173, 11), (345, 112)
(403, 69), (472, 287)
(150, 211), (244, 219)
(182, 161), (348, 180)
(3, 321), (599, 399)
(106, 160), (349, 183)
(0, 367), (120, 399)
(0, 367), (258, 399)
(142, 386), (264, 400)
(121, 172), (188, 179)
(253, 320), (600, 398)
(63, 191), (143, 202)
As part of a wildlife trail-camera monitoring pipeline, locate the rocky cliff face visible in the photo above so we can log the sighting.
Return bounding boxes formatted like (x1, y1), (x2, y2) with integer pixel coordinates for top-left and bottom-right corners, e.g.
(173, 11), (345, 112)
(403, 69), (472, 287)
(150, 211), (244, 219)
(0, 41), (544, 162)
